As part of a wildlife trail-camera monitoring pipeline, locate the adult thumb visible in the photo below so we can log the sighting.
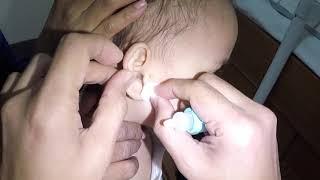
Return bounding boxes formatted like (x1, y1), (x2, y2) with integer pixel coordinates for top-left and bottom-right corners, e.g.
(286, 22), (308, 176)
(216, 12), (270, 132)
(151, 97), (203, 177)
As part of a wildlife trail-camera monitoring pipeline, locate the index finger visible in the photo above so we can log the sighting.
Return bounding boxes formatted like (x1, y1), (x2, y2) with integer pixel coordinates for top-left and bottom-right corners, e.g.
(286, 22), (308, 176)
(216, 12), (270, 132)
(94, 0), (147, 38)
(198, 73), (254, 108)
(83, 70), (137, 157)
(197, 73), (270, 117)
(40, 33), (123, 117)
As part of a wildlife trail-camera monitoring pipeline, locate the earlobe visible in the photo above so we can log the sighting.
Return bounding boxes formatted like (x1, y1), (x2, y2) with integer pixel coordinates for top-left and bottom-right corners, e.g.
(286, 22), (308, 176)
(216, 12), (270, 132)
(123, 43), (150, 72)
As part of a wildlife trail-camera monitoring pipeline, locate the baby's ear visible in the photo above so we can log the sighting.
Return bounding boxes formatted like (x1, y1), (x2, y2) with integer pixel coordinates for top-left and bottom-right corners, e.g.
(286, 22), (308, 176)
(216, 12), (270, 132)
(123, 43), (150, 72)
(123, 43), (150, 100)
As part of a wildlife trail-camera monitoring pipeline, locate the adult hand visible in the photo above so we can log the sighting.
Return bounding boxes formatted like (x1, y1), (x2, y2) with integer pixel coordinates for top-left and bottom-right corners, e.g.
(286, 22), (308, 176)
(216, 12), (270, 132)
(151, 73), (281, 180)
(78, 83), (145, 180)
(36, 0), (147, 54)
(35, 0), (147, 176)
(1, 33), (138, 180)
(1, 59), (144, 179)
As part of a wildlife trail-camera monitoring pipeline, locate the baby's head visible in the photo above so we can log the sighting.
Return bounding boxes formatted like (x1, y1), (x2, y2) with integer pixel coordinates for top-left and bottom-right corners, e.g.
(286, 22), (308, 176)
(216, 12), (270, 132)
(114, 0), (238, 124)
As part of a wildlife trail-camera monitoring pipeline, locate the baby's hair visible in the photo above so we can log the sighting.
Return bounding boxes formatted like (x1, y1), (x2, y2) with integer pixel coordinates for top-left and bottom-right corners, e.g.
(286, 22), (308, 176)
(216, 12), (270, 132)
(113, 0), (205, 51)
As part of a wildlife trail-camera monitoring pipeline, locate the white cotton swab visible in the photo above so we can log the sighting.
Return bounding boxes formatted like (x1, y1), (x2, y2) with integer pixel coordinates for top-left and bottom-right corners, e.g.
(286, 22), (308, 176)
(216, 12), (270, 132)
(140, 82), (158, 101)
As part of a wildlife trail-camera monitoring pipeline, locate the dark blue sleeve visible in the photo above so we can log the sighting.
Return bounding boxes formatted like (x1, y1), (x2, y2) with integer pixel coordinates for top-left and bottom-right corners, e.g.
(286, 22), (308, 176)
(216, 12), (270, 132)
(0, 30), (30, 88)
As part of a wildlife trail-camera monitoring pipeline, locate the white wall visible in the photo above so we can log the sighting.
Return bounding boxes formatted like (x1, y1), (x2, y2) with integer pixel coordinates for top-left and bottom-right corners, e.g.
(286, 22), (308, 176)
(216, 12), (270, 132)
(0, 0), (54, 44)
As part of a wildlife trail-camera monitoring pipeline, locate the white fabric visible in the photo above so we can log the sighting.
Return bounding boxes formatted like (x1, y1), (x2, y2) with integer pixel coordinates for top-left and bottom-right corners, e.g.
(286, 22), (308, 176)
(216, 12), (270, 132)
(150, 133), (165, 180)
(233, 0), (320, 77)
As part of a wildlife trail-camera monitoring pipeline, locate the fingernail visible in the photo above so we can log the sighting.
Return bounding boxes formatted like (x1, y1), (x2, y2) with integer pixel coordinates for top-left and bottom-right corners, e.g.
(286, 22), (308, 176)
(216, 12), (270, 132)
(142, 132), (146, 139)
(150, 96), (158, 108)
(113, 49), (124, 63)
(163, 120), (171, 128)
(162, 119), (177, 130)
(153, 84), (160, 96)
(134, 0), (147, 9)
